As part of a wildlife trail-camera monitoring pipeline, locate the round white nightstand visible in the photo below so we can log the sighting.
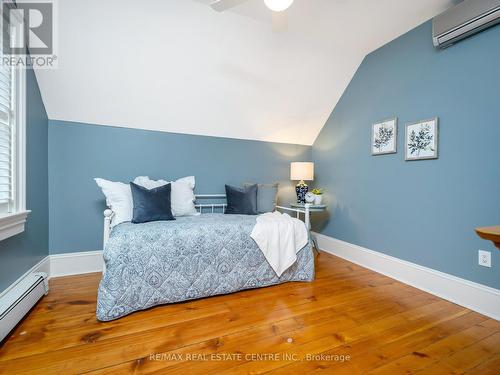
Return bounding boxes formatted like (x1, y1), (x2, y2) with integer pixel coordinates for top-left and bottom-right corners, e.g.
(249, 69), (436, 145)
(275, 203), (327, 255)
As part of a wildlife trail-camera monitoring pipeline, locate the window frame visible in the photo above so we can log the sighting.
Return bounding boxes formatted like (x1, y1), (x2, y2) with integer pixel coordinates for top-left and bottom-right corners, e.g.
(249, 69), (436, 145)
(0, 4), (30, 241)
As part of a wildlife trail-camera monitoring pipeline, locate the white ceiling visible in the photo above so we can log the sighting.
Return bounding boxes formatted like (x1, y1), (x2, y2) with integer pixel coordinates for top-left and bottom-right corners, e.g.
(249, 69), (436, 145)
(35, 0), (453, 145)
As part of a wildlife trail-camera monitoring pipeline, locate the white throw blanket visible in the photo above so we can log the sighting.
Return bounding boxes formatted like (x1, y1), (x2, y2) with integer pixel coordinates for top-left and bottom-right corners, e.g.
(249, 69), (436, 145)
(251, 211), (309, 277)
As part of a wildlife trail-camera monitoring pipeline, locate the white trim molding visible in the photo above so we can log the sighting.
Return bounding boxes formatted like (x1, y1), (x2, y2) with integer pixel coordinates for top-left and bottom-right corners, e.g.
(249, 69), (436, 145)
(1, 251), (104, 299)
(0, 255), (50, 300)
(312, 232), (500, 321)
(0, 22), (28, 240)
(0, 210), (30, 241)
(50, 251), (104, 278)
(14, 63), (27, 214)
(4, 237), (499, 323)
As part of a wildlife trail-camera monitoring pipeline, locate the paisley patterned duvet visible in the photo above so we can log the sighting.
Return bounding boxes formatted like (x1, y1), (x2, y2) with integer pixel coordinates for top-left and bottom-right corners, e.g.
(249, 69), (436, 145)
(96, 214), (314, 321)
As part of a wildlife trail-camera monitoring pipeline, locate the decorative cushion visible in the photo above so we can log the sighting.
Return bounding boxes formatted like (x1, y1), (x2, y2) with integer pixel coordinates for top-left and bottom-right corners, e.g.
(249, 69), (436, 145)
(244, 182), (279, 213)
(95, 176), (196, 225)
(225, 184), (258, 215)
(134, 176), (197, 217)
(130, 182), (175, 223)
(94, 178), (133, 227)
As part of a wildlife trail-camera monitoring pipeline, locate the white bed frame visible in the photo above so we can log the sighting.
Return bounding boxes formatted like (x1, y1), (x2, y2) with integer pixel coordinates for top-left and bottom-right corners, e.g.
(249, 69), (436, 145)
(103, 195), (311, 248)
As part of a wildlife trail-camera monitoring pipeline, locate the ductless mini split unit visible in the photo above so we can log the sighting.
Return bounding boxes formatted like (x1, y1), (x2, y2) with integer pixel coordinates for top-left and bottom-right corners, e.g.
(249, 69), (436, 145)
(433, 0), (500, 48)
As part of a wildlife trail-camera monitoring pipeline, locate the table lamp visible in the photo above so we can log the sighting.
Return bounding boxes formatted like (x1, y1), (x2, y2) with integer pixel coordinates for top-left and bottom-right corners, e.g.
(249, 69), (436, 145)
(290, 162), (314, 203)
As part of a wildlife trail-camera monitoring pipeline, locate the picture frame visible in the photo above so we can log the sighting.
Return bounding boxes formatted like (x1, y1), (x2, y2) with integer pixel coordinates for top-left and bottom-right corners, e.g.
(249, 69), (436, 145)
(372, 117), (397, 155)
(405, 118), (439, 161)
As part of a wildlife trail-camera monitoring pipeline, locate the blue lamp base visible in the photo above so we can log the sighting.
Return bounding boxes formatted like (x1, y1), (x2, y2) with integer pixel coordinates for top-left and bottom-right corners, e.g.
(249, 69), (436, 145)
(295, 181), (308, 203)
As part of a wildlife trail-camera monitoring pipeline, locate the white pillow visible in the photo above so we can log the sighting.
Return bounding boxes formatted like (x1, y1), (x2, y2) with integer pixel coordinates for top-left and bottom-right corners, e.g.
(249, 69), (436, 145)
(133, 176), (197, 217)
(171, 176), (197, 216)
(95, 176), (197, 225)
(133, 176), (168, 189)
(94, 178), (133, 227)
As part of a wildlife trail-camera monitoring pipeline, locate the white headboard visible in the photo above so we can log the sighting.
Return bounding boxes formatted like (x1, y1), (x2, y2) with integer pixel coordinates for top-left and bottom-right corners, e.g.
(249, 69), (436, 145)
(103, 194), (227, 248)
(194, 194), (227, 214)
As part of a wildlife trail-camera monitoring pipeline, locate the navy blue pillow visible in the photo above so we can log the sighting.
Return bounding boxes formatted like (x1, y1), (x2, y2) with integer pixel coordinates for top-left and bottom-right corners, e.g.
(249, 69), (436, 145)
(130, 182), (175, 223)
(225, 184), (258, 215)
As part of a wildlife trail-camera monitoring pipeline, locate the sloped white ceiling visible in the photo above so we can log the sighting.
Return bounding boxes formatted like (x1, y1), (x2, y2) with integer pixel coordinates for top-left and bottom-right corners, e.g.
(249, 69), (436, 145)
(35, 0), (453, 145)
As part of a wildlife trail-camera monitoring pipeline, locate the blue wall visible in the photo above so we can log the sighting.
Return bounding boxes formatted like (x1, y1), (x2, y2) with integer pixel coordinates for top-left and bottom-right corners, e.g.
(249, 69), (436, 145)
(0, 69), (49, 291)
(48, 120), (311, 254)
(312, 21), (500, 289)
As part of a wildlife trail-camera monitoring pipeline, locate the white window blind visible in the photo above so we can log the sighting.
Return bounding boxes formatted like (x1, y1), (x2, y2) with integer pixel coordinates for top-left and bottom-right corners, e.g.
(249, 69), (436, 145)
(0, 30), (15, 211)
(0, 5), (29, 241)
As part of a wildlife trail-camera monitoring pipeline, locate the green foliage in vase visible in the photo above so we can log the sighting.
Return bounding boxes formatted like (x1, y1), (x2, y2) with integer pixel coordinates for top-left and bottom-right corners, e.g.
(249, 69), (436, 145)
(312, 188), (323, 195)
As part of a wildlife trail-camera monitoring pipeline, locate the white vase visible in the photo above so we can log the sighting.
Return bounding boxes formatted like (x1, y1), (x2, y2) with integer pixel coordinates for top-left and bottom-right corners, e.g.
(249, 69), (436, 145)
(314, 195), (322, 205)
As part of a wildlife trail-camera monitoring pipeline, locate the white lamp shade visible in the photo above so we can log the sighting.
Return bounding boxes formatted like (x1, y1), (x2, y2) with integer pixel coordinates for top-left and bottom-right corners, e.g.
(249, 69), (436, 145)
(290, 162), (314, 181)
(264, 0), (294, 12)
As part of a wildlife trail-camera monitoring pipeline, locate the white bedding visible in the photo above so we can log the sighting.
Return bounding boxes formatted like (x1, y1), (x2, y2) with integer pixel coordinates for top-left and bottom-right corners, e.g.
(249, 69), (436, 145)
(250, 211), (309, 277)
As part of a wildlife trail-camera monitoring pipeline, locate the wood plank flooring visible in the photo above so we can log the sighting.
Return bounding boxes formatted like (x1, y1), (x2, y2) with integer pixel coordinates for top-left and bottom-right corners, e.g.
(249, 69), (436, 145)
(0, 253), (498, 374)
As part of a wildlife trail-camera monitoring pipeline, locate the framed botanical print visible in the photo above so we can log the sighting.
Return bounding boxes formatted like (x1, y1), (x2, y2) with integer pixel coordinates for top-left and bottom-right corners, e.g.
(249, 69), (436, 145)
(372, 118), (397, 155)
(405, 118), (439, 161)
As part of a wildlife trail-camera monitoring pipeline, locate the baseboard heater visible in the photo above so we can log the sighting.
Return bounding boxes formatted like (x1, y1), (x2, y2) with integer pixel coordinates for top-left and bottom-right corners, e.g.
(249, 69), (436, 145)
(0, 272), (49, 342)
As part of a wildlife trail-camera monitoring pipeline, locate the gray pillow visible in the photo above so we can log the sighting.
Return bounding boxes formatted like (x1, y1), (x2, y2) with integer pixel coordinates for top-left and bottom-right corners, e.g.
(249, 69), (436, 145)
(130, 182), (175, 223)
(225, 184), (258, 215)
(244, 183), (279, 213)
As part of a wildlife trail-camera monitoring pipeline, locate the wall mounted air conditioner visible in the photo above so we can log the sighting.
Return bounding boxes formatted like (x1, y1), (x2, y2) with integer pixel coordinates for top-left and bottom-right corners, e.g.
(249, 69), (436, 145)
(0, 272), (48, 342)
(433, 0), (500, 48)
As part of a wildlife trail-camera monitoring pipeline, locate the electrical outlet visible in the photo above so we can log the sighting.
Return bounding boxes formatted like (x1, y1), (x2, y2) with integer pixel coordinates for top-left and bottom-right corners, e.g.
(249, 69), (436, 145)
(478, 250), (491, 268)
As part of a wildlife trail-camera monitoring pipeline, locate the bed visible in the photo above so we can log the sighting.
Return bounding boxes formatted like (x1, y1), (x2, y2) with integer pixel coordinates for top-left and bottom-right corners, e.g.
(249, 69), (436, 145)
(96, 197), (315, 321)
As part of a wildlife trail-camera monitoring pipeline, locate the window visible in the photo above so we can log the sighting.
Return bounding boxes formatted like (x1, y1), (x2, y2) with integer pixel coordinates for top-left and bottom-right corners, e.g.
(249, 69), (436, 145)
(0, 6), (29, 241)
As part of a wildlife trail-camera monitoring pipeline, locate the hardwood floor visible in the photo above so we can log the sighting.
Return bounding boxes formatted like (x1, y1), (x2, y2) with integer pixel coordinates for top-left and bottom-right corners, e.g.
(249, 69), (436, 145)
(0, 253), (498, 374)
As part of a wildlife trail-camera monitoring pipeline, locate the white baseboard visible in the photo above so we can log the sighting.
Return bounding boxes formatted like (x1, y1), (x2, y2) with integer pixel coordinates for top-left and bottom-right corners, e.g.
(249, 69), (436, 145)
(0, 251), (103, 341)
(312, 232), (500, 321)
(49, 250), (104, 278)
(1, 250), (103, 316)
(0, 256), (50, 300)
(1, 251), (104, 298)
(4, 239), (499, 321)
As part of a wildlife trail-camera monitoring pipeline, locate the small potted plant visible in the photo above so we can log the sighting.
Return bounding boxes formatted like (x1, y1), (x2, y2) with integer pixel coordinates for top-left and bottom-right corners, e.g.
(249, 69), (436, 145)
(311, 188), (323, 205)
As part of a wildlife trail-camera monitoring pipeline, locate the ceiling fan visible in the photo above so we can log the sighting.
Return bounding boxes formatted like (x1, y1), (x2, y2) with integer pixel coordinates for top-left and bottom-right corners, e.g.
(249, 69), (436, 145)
(209, 0), (294, 32)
